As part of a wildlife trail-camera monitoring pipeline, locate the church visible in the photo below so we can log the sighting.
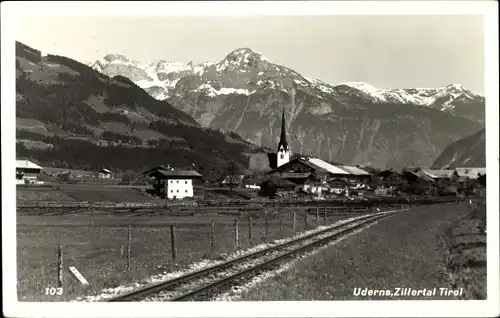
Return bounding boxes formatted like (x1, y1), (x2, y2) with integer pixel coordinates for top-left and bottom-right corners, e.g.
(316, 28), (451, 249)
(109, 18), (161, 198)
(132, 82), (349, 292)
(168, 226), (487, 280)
(248, 106), (291, 172)
(248, 106), (371, 184)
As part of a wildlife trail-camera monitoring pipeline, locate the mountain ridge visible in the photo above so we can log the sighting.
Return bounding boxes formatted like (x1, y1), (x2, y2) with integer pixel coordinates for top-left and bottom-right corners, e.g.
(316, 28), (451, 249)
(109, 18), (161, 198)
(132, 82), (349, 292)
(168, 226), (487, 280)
(92, 47), (485, 123)
(431, 128), (486, 169)
(91, 47), (484, 170)
(15, 41), (262, 174)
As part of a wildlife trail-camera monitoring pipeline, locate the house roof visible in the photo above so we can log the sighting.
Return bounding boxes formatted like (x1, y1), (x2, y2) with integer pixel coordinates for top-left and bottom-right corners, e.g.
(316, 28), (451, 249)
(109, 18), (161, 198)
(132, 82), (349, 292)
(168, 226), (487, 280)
(143, 165), (171, 175)
(16, 160), (43, 170)
(337, 165), (371, 176)
(259, 177), (297, 188)
(418, 169), (438, 179)
(149, 169), (202, 178)
(274, 172), (313, 179)
(454, 167), (486, 179)
(403, 171), (435, 183)
(301, 157), (351, 175)
(379, 169), (400, 177)
(414, 171), (436, 183)
(425, 169), (454, 179)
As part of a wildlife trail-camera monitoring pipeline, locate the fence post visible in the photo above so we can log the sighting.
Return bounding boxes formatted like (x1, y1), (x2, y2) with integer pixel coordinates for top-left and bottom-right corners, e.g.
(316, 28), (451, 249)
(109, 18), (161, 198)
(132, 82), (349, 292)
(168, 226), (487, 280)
(316, 207), (319, 224)
(293, 210), (296, 231)
(210, 221), (215, 257)
(170, 225), (177, 264)
(304, 210), (308, 228)
(324, 207), (327, 223)
(279, 210), (283, 232)
(265, 211), (269, 237)
(248, 216), (252, 245)
(127, 225), (132, 271)
(57, 244), (63, 287)
(234, 218), (239, 249)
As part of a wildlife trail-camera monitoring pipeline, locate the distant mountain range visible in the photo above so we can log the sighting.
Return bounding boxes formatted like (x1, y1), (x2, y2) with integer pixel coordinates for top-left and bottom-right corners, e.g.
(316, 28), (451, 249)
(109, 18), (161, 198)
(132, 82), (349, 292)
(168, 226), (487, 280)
(15, 41), (264, 174)
(91, 48), (485, 169)
(91, 49), (485, 123)
(432, 128), (486, 169)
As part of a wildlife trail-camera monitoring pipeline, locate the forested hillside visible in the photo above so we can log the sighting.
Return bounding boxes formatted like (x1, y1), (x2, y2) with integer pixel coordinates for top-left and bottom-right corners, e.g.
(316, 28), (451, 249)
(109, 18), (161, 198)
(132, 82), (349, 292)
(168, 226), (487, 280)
(16, 41), (260, 174)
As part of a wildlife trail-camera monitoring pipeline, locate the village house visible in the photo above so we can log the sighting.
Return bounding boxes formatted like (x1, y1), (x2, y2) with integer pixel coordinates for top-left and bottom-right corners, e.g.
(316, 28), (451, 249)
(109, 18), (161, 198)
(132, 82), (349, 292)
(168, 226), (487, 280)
(420, 169), (454, 186)
(453, 167), (487, 180)
(450, 167), (486, 193)
(98, 168), (113, 179)
(271, 172), (313, 189)
(143, 166), (204, 199)
(328, 178), (348, 195)
(478, 174), (486, 187)
(303, 178), (329, 196)
(258, 175), (297, 198)
(16, 160), (43, 184)
(378, 169), (404, 188)
(374, 186), (396, 196)
(269, 157), (355, 181)
(402, 171), (436, 195)
(336, 164), (372, 185)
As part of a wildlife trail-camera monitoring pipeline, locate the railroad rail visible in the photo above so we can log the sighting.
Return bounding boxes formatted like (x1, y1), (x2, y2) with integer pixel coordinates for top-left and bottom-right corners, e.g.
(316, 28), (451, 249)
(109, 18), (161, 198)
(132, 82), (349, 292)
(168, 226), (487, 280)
(106, 210), (398, 302)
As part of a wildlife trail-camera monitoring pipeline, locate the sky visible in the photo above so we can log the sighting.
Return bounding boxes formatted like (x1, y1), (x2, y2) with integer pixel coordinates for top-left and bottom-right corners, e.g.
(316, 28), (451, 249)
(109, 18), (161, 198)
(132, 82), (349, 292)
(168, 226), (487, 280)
(15, 15), (485, 94)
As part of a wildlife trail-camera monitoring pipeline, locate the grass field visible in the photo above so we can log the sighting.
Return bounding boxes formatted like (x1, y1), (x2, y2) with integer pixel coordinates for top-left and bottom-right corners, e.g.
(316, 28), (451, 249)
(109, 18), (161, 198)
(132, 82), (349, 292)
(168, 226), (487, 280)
(17, 187), (76, 203)
(17, 185), (258, 206)
(17, 185), (160, 205)
(17, 206), (351, 301)
(442, 196), (487, 299)
(239, 203), (482, 300)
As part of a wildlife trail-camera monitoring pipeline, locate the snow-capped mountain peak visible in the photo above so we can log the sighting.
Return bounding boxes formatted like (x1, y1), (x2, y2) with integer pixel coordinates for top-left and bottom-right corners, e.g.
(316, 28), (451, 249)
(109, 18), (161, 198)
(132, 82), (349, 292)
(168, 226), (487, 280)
(332, 81), (481, 109)
(224, 47), (270, 63)
(215, 47), (271, 73)
(91, 48), (483, 121)
(154, 60), (191, 73)
(92, 54), (137, 72)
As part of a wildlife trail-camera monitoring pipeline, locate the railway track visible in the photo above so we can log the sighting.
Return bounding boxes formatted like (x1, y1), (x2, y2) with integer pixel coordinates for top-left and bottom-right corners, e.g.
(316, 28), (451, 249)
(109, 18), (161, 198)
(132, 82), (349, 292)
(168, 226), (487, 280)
(106, 210), (398, 302)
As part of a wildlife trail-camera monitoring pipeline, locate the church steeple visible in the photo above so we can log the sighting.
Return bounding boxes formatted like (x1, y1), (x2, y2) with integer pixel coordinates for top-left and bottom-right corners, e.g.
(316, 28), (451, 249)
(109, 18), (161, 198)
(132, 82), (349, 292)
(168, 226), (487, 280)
(278, 106), (289, 152)
(276, 104), (291, 168)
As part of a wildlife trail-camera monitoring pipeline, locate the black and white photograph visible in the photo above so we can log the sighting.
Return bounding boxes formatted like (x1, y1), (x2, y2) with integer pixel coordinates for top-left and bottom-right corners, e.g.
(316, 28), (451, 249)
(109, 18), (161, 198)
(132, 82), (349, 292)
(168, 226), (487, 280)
(2, 1), (499, 317)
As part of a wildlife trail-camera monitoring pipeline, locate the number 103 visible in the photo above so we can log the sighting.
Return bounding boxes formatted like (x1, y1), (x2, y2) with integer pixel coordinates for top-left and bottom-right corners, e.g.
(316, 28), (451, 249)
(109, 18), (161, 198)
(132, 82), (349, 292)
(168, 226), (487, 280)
(45, 287), (63, 295)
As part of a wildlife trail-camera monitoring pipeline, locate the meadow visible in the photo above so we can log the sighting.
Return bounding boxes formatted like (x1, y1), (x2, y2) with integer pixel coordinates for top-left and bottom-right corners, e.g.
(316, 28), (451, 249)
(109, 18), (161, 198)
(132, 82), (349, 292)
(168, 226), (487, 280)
(239, 202), (486, 301)
(17, 205), (353, 301)
(441, 194), (487, 299)
(15, 183), (464, 301)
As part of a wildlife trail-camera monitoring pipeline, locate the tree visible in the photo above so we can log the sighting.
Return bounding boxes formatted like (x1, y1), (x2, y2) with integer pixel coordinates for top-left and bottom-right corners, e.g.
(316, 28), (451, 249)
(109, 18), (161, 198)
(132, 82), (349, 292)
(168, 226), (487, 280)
(121, 170), (135, 185)
(223, 161), (242, 193)
(258, 182), (278, 198)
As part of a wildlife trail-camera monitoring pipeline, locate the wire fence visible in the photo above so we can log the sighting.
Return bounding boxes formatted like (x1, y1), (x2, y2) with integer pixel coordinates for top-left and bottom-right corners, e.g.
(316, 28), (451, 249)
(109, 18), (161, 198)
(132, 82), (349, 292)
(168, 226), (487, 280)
(17, 197), (467, 300)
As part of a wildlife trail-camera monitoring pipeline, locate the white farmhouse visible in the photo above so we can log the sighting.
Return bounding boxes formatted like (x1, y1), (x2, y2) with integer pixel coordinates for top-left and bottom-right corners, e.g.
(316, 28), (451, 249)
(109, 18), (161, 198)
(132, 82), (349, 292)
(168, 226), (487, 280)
(143, 166), (204, 199)
(16, 160), (43, 184)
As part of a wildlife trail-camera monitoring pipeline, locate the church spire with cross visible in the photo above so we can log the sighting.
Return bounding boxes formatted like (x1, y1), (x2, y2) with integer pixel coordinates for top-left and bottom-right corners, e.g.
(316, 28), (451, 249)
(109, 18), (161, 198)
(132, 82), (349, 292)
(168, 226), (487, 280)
(277, 104), (291, 167)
